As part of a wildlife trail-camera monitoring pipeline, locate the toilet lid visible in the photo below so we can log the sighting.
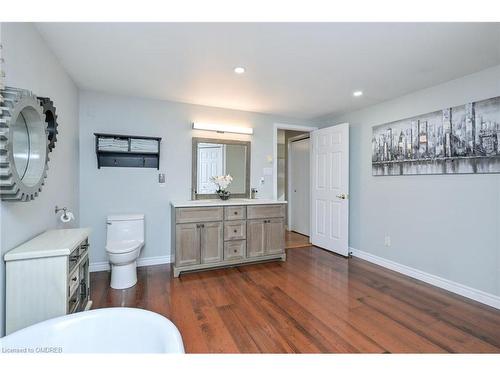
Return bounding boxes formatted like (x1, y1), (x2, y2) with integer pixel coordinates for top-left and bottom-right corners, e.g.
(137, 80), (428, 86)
(106, 239), (143, 254)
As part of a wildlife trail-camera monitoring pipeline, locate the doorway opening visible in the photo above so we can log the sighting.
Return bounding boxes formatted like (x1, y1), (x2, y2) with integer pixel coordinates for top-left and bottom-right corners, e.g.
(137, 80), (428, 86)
(273, 123), (317, 249)
(273, 122), (350, 256)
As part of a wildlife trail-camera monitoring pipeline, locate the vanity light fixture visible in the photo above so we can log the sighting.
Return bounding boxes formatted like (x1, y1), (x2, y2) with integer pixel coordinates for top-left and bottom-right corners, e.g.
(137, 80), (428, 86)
(192, 122), (253, 135)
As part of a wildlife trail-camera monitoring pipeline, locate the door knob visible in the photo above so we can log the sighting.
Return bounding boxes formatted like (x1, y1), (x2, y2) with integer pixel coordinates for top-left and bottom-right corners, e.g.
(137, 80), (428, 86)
(336, 193), (348, 200)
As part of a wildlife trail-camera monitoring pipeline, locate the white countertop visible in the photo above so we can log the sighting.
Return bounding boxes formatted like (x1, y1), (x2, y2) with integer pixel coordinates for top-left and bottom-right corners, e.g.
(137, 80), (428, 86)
(4, 228), (91, 261)
(171, 198), (287, 208)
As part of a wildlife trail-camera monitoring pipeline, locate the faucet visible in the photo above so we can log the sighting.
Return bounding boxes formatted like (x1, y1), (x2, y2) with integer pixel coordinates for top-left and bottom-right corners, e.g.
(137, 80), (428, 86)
(250, 188), (258, 199)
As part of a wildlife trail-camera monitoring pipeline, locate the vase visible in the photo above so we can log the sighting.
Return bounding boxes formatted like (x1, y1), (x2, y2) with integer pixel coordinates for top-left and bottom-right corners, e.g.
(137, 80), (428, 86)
(217, 190), (231, 200)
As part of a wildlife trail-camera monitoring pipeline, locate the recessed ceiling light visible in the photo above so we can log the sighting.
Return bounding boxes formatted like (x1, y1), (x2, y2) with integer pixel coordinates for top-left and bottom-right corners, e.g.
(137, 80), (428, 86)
(234, 67), (245, 74)
(353, 90), (363, 97)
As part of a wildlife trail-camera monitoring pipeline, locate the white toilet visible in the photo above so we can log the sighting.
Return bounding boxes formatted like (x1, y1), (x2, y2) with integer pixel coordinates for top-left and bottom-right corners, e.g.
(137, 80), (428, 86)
(106, 214), (145, 289)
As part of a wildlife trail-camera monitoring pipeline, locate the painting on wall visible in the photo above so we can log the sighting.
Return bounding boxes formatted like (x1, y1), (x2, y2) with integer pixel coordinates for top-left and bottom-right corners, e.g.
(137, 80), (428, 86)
(372, 95), (500, 176)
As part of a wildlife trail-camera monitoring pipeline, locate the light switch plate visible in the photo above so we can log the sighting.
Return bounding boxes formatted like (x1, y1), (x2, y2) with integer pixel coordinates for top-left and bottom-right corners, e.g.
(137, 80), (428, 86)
(158, 173), (166, 184)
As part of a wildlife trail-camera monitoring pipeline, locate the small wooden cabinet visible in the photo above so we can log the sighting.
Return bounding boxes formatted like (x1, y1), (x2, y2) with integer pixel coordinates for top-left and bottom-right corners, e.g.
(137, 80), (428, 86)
(266, 218), (286, 254)
(247, 219), (266, 257)
(175, 223), (201, 266)
(200, 222), (223, 264)
(4, 228), (92, 334)
(171, 202), (286, 277)
(247, 217), (285, 257)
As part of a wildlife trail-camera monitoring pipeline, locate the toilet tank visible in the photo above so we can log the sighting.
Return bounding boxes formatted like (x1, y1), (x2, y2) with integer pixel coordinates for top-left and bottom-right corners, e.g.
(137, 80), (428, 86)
(106, 214), (145, 243)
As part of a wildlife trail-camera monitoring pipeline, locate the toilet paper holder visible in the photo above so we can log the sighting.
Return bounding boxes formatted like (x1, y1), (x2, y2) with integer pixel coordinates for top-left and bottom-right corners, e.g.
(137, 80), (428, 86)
(55, 205), (72, 221)
(55, 205), (67, 215)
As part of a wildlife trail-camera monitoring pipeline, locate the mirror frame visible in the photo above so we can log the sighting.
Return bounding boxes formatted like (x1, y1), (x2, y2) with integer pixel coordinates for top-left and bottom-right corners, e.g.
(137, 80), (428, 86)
(0, 87), (50, 202)
(192, 137), (251, 199)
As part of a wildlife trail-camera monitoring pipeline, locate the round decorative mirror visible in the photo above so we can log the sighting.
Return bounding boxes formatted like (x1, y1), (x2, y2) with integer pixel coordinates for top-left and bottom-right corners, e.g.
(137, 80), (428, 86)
(0, 88), (50, 201)
(39, 97), (59, 152)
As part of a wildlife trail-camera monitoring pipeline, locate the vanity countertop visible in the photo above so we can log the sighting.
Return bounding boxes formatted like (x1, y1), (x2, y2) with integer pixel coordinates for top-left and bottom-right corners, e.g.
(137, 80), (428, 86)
(4, 228), (91, 262)
(171, 198), (287, 208)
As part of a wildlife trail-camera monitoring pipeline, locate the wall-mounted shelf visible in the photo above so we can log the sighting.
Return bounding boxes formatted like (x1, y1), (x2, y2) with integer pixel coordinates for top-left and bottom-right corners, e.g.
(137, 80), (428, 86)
(94, 133), (162, 169)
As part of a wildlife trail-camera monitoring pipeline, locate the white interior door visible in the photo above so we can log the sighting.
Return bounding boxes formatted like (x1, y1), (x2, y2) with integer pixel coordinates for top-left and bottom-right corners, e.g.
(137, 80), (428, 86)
(310, 123), (349, 256)
(197, 144), (224, 194)
(289, 138), (310, 236)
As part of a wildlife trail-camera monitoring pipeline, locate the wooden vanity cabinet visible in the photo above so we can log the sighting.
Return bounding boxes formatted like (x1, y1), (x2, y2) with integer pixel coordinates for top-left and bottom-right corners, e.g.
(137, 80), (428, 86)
(266, 218), (286, 254)
(246, 219), (266, 257)
(172, 203), (286, 277)
(175, 221), (223, 266)
(247, 217), (285, 258)
(200, 222), (224, 264)
(175, 223), (201, 266)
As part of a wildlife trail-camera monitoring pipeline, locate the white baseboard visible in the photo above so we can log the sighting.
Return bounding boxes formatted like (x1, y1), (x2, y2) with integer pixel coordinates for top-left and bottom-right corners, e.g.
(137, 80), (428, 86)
(89, 261), (110, 272)
(89, 255), (171, 273)
(349, 247), (500, 310)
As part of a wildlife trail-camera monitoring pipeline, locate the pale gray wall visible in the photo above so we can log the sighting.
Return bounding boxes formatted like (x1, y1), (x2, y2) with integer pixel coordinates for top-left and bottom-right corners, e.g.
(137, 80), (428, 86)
(79, 91), (310, 265)
(0, 23), (79, 336)
(315, 64), (500, 297)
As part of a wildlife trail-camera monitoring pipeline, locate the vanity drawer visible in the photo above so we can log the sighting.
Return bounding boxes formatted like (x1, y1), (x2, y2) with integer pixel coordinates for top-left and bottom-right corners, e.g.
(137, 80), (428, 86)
(68, 267), (80, 297)
(247, 205), (285, 219)
(176, 207), (223, 223)
(224, 240), (246, 261)
(224, 206), (246, 221)
(224, 220), (246, 241)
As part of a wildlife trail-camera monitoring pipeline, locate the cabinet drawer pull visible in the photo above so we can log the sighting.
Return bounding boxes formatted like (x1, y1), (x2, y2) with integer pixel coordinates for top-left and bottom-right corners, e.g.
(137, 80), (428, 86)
(234, 211), (238, 215)
(233, 229), (237, 233)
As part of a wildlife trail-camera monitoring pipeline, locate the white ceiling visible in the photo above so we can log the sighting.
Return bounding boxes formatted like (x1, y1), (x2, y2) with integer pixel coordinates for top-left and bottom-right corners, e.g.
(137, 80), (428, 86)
(35, 23), (500, 119)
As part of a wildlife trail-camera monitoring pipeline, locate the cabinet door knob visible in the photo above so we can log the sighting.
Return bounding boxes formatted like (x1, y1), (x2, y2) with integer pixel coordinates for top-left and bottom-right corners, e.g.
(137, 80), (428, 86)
(234, 211), (238, 215)
(72, 277), (77, 282)
(234, 229), (237, 233)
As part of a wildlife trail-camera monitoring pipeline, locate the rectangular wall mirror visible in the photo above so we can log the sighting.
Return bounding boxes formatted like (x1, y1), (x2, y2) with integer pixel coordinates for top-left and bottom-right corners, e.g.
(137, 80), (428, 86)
(192, 137), (251, 199)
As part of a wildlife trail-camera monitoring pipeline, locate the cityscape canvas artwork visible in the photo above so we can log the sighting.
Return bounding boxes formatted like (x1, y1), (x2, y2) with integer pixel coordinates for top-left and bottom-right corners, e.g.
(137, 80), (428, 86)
(372, 96), (500, 176)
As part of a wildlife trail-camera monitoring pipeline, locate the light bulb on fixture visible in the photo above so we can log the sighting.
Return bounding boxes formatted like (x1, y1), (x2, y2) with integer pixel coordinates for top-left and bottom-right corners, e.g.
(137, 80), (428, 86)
(353, 90), (363, 97)
(234, 67), (245, 74)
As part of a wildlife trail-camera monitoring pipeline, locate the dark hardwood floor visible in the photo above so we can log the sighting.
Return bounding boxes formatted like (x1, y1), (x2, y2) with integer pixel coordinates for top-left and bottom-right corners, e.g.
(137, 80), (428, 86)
(91, 246), (500, 353)
(285, 231), (311, 249)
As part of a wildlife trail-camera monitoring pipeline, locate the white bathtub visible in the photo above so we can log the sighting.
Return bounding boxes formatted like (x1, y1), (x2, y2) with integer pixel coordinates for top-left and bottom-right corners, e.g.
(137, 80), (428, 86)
(0, 307), (184, 353)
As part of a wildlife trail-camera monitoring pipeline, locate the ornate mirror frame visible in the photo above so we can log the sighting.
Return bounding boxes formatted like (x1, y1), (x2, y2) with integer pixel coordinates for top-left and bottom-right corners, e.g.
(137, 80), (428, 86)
(0, 87), (54, 201)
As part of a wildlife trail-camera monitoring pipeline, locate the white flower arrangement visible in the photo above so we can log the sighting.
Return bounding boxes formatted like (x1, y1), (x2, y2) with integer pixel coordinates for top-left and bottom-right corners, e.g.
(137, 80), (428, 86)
(210, 174), (233, 192)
